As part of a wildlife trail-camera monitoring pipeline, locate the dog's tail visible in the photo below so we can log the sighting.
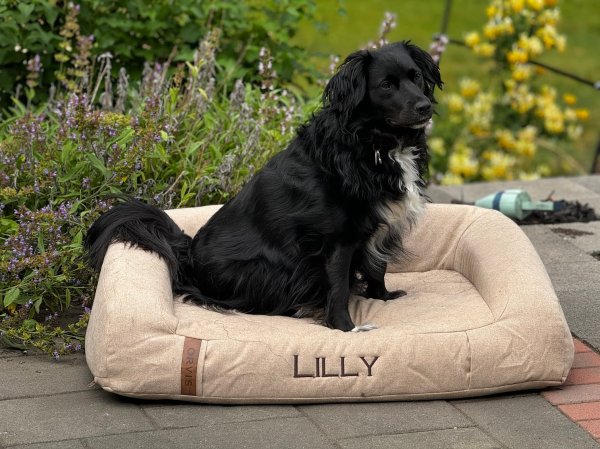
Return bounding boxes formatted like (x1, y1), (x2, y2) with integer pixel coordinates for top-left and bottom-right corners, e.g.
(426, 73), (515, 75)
(84, 199), (193, 289)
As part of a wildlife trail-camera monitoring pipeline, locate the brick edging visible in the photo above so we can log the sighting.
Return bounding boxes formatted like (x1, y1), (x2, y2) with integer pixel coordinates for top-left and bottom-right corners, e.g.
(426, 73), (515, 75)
(541, 338), (600, 444)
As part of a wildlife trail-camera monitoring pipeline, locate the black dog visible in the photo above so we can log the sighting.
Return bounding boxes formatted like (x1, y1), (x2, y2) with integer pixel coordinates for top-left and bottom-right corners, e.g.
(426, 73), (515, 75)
(85, 41), (442, 332)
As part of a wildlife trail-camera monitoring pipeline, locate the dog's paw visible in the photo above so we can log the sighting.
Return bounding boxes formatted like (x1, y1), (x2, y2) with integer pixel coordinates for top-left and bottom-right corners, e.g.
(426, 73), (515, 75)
(381, 289), (406, 301)
(351, 323), (378, 332)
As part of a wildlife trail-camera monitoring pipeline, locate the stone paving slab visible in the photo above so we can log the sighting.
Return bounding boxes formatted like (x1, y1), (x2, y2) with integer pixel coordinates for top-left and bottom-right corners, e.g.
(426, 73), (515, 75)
(521, 224), (598, 264)
(556, 289), (600, 349)
(7, 440), (86, 449)
(0, 354), (96, 401)
(297, 401), (473, 439)
(140, 402), (300, 428)
(452, 394), (600, 449)
(0, 390), (154, 446)
(83, 417), (335, 449)
(338, 427), (503, 449)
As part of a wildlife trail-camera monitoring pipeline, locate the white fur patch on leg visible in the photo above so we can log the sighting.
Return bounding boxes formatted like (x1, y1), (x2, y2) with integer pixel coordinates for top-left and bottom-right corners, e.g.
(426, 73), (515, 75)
(351, 323), (378, 332)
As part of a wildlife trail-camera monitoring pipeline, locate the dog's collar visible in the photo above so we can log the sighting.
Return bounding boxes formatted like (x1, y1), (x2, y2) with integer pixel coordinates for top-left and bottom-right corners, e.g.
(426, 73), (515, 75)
(373, 143), (418, 166)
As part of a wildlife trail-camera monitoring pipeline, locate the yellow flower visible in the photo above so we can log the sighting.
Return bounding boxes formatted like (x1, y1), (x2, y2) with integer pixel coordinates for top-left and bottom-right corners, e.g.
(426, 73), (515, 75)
(496, 129), (516, 150)
(555, 35), (566, 52)
(517, 125), (538, 141)
(544, 0), (558, 6)
(486, 5), (498, 18)
(515, 140), (536, 158)
(429, 137), (446, 156)
(459, 79), (481, 98)
(481, 151), (516, 181)
(507, 48), (528, 64)
(446, 93), (465, 113)
(543, 105), (565, 134)
(537, 8), (560, 26)
(484, 23), (499, 40)
(448, 148), (479, 178)
(519, 171), (541, 181)
(441, 173), (464, 185)
(563, 93), (577, 105)
(474, 42), (496, 57)
(510, 0), (525, 13)
(567, 124), (583, 140)
(575, 108), (590, 121)
(512, 64), (532, 82)
(526, 0), (544, 11)
(464, 31), (480, 48)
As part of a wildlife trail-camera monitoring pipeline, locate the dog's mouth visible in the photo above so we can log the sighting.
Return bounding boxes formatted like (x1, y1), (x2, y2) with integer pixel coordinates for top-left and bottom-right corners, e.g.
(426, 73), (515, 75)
(385, 117), (432, 129)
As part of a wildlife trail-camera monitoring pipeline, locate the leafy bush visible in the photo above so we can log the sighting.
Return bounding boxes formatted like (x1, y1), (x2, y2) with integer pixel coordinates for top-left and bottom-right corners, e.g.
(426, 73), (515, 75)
(0, 29), (307, 357)
(0, 0), (317, 107)
(429, 0), (591, 184)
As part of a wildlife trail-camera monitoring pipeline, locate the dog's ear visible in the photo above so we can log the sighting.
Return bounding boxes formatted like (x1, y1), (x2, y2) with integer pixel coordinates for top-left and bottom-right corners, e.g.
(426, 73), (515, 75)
(323, 49), (370, 129)
(404, 42), (443, 102)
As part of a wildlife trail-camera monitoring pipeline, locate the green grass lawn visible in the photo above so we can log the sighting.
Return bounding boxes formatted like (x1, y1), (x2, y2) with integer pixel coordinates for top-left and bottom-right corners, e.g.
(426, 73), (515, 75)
(295, 0), (600, 173)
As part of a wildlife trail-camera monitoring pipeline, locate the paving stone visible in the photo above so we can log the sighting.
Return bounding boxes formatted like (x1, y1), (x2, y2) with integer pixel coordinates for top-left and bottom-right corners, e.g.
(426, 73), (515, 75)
(452, 394), (600, 449)
(0, 354), (96, 400)
(575, 176), (600, 195)
(566, 367), (600, 386)
(575, 340), (595, 353)
(545, 261), (600, 291)
(84, 417), (335, 449)
(547, 222), (600, 255)
(298, 401), (473, 439)
(578, 420), (600, 439)
(559, 402), (600, 421)
(543, 384), (600, 405)
(425, 185), (457, 204)
(7, 440), (86, 449)
(521, 225), (597, 265)
(554, 289), (600, 350)
(141, 403), (300, 428)
(573, 352), (600, 369)
(0, 390), (154, 446)
(338, 427), (503, 449)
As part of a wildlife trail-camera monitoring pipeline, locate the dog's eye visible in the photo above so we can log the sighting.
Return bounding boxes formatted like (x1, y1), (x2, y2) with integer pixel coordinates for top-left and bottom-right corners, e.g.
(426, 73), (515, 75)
(414, 71), (423, 81)
(380, 80), (392, 90)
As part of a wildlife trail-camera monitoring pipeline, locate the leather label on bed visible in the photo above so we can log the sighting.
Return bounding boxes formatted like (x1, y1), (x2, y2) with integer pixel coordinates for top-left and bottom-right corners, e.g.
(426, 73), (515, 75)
(181, 337), (202, 395)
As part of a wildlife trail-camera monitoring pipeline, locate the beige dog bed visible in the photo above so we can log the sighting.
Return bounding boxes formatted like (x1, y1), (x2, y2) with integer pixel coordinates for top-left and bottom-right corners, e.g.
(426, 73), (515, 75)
(85, 204), (573, 404)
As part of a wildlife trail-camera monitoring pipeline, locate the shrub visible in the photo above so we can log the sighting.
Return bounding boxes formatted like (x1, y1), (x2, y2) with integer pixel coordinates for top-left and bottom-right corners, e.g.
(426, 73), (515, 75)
(430, 0), (590, 184)
(0, 30), (307, 357)
(0, 0), (317, 107)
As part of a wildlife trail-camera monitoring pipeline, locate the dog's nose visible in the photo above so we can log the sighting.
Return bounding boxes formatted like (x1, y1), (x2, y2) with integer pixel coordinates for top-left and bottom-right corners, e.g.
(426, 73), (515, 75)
(415, 100), (432, 116)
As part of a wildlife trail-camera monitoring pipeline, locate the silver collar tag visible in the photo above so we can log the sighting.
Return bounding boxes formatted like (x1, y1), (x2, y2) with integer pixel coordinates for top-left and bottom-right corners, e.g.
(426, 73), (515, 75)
(374, 148), (382, 165)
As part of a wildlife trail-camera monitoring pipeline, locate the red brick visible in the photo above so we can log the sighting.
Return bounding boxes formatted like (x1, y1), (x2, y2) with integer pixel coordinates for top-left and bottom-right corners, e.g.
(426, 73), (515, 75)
(578, 419), (600, 439)
(574, 339), (593, 353)
(572, 352), (600, 369)
(565, 367), (600, 386)
(558, 402), (600, 421)
(542, 384), (600, 405)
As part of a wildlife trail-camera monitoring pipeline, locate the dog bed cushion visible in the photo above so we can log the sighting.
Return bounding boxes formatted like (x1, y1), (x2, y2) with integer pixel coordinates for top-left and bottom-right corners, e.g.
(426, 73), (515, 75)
(85, 204), (573, 403)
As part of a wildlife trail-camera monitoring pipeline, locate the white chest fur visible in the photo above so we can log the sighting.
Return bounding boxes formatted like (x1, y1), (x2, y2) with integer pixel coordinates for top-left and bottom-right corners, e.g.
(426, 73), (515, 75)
(365, 146), (426, 269)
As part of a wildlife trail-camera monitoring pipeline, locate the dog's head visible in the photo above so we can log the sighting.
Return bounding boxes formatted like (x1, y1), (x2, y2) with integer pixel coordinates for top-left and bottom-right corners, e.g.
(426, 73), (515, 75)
(323, 41), (443, 132)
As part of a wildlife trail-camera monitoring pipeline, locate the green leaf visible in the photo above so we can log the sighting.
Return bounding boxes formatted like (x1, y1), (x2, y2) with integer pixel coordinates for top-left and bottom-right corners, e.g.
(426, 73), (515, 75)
(85, 153), (111, 179)
(3, 288), (21, 307)
(0, 335), (27, 351)
(38, 233), (45, 253)
(23, 319), (37, 332)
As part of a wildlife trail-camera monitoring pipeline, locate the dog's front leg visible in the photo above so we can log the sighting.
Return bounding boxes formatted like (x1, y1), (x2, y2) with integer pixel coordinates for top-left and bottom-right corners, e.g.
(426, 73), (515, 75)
(324, 245), (357, 331)
(363, 261), (406, 301)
